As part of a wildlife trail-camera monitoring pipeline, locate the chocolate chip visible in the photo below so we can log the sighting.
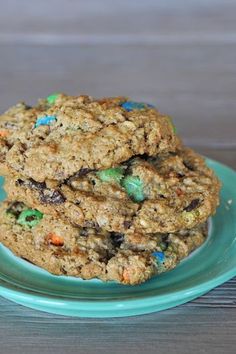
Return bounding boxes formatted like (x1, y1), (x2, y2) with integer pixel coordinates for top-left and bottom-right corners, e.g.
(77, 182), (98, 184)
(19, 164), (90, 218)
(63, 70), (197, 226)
(83, 220), (100, 231)
(77, 168), (94, 177)
(79, 229), (89, 237)
(110, 232), (124, 248)
(28, 178), (46, 190)
(123, 220), (132, 229)
(66, 168), (95, 186)
(18, 143), (27, 153)
(184, 199), (200, 212)
(16, 178), (64, 205)
(16, 179), (24, 186)
(40, 189), (65, 204)
(132, 154), (149, 161)
(91, 179), (96, 186)
(183, 161), (195, 171)
(16, 178), (46, 191)
(60, 266), (68, 275)
(6, 201), (25, 218)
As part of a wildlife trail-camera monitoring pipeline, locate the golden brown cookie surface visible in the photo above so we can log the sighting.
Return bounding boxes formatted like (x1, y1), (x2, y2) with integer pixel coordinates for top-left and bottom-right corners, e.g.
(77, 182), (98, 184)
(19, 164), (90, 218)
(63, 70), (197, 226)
(4, 94), (179, 182)
(0, 200), (207, 285)
(4, 147), (220, 233)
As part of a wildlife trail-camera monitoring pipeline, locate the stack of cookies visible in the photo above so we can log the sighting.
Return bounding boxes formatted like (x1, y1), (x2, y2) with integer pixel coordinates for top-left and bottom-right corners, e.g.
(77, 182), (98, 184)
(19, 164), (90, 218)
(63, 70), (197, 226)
(0, 94), (220, 285)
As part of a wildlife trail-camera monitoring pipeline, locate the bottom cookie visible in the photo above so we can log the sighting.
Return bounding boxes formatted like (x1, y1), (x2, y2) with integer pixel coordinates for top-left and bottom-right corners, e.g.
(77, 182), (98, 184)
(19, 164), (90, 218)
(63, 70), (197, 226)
(0, 200), (207, 285)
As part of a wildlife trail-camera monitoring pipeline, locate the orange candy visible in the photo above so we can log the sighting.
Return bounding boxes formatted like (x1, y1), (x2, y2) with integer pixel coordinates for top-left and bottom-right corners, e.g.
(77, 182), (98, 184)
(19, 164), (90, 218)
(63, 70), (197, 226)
(0, 130), (9, 137)
(122, 269), (130, 283)
(45, 233), (64, 246)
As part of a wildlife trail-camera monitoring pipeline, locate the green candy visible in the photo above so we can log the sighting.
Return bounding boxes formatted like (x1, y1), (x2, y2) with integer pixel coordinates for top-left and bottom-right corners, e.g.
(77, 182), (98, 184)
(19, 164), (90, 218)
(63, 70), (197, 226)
(17, 209), (43, 228)
(121, 175), (145, 202)
(97, 167), (124, 183)
(97, 167), (145, 203)
(46, 93), (60, 105)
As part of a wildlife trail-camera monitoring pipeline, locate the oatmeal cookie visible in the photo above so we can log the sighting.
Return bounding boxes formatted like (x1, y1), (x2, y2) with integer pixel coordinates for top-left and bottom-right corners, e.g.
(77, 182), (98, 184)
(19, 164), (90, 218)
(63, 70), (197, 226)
(4, 147), (220, 233)
(0, 200), (207, 285)
(5, 94), (179, 182)
(0, 101), (46, 174)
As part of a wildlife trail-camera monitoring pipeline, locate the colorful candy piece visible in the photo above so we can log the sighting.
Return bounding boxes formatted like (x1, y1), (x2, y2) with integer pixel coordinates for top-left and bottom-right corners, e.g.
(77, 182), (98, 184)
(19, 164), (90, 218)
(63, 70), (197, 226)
(122, 269), (130, 283)
(17, 209), (43, 228)
(152, 251), (165, 263)
(45, 233), (64, 246)
(97, 167), (124, 183)
(121, 175), (145, 202)
(121, 101), (154, 112)
(46, 93), (60, 105)
(0, 130), (9, 137)
(35, 115), (57, 128)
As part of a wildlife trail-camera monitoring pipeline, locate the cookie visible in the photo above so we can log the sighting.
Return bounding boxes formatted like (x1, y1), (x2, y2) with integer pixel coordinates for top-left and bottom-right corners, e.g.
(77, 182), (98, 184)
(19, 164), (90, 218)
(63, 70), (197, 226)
(4, 147), (220, 233)
(0, 101), (46, 174)
(0, 200), (207, 285)
(4, 94), (179, 182)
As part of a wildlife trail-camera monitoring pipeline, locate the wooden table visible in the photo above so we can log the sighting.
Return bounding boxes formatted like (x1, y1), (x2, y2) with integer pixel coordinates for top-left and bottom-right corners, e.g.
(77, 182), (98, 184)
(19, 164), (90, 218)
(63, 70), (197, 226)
(0, 1), (235, 353)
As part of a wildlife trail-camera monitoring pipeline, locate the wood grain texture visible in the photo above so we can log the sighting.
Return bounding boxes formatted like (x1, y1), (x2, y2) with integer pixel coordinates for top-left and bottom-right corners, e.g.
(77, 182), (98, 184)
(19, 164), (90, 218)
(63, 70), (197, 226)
(0, 300), (236, 354)
(0, 0), (236, 40)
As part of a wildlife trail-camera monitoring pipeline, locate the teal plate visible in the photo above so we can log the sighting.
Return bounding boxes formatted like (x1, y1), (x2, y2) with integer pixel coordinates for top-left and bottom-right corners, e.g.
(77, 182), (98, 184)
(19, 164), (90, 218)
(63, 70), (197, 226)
(0, 158), (235, 317)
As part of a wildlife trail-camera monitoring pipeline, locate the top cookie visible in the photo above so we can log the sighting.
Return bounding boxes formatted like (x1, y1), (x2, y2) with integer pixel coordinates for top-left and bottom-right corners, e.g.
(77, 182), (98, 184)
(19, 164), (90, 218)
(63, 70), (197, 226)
(5, 94), (179, 182)
(0, 101), (46, 174)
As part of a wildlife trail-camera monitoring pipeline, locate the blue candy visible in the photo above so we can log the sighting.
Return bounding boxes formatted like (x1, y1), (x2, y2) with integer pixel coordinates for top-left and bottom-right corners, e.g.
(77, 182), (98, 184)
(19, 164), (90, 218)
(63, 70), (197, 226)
(152, 251), (165, 263)
(35, 115), (57, 128)
(121, 101), (154, 112)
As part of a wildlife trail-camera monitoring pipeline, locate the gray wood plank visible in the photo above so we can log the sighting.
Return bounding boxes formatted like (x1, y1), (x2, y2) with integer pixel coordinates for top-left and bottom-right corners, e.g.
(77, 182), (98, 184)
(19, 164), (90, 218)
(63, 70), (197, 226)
(0, 298), (236, 354)
(0, 0), (236, 41)
(0, 43), (235, 147)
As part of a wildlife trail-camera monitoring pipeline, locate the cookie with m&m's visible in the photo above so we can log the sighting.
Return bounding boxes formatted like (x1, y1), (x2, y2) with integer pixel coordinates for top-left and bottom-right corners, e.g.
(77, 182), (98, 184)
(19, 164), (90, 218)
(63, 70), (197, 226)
(5, 146), (220, 234)
(4, 94), (179, 182)
(0, 101), (48, 175)
(0, 200), (208, 285)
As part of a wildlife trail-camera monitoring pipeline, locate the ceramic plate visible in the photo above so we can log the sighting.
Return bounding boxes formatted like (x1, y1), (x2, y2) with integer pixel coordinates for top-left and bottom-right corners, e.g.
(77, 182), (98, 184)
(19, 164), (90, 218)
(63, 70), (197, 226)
(0, 158), (235, 317)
